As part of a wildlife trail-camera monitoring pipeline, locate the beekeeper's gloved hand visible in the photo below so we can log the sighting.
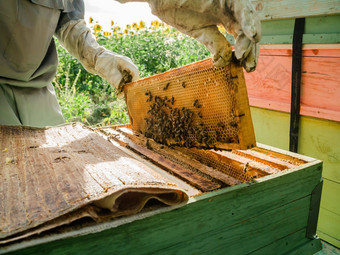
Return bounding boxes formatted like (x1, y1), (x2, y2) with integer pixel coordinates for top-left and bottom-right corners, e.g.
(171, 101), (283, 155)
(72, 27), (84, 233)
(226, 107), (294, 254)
(116, 0), (261, 72)
(56, 20), (139, 96)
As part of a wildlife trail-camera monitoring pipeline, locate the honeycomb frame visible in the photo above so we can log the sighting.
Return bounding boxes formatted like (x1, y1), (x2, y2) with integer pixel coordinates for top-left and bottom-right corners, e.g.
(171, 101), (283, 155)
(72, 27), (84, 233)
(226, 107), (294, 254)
(124, 58), (256, 150)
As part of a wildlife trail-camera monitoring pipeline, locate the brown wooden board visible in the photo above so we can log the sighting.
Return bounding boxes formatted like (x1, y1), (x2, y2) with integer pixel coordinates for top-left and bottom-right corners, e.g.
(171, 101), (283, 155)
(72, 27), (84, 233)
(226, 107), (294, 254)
(123, 58), (256, 150)
(0, 124), (188, 245)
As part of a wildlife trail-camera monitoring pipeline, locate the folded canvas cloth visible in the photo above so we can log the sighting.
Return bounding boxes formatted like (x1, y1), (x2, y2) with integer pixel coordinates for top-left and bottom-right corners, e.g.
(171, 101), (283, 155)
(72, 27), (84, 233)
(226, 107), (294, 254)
(0, 123), (188, 245)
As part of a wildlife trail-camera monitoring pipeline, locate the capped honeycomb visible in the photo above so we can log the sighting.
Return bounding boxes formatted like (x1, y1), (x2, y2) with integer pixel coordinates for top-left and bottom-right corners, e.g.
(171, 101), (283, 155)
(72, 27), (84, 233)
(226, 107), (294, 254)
(124, 58), (255, 150)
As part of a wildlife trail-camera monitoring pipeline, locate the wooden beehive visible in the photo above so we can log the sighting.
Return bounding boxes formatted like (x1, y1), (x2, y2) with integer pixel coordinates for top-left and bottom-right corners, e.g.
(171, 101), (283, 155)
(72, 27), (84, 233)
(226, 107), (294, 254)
(0, 124), (322, 254)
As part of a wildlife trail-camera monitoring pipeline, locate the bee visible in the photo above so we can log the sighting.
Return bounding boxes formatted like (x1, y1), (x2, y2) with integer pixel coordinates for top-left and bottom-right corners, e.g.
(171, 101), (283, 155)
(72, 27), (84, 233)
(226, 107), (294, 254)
(163, 82), (170, 90)
(147, 94), (153, 102)
(243, 162), (249, 173)
(171, 96), (175, 105)
(217, 122), (225, 129)
(230, 121), (238, 127)
(225, 137), (233, 143)
(197, 111), (203, 118)
(181, 82), (186, 88)
(232, 113), (245, 118)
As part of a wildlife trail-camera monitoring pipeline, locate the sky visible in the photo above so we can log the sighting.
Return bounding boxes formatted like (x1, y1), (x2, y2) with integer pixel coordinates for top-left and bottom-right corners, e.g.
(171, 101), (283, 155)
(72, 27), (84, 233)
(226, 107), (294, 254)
(84, 0), (161, 31)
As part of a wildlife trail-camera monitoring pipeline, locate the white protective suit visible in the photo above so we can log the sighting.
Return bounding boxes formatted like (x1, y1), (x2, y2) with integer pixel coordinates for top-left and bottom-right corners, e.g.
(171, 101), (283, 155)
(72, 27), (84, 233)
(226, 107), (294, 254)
(0, 0), (138, 127)
(116, 0), (261, 72)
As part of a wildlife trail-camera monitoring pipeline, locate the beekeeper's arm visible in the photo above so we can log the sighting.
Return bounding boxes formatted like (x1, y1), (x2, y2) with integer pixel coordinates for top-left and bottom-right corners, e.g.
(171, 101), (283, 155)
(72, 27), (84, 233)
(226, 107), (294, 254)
(117, 0), (261, 72)
(56, 0), (139, 94)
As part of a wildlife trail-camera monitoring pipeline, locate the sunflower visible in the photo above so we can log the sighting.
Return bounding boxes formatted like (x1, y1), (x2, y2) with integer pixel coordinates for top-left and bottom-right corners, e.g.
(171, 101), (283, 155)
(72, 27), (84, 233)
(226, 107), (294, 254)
(93, 24), (102, 32)
(151, 20), (160, 28)
(139, 21), (145, 29)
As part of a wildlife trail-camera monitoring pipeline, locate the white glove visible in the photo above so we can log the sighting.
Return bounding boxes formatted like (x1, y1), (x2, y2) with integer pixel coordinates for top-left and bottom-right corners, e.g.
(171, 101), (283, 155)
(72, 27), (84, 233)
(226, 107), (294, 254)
(116, 0), (261, 72)
(56, 19), (139, 94)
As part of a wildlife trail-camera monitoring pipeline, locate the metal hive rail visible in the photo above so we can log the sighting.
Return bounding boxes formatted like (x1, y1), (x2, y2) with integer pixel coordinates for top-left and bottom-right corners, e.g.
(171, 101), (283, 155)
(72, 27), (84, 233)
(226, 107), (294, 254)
(124, 58), (256, 150)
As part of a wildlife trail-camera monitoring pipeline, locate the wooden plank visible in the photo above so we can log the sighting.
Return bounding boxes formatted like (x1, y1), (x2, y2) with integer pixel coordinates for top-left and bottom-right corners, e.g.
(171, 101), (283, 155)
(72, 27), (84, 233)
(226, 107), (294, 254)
(318, 208), (340, 248)
(250, 107), (340, 246)
(285, 238), (323, 255)
(251, 229), (322, 255)
(3, 162), (322, 255)
(321, 179), (340, 215)
(317, 179), (340, 247)
(250, 106), (290, 150)
(251, 107), (340, 183)
(153, 197), (314, 255)
(232, 149), (296, 170)
(305, 15), (340, 34)
(99, 128), (222, 192)
(114, 127), (242, 186)
(244, 47), (340, 122)
(319, 179), (340, 215)
(298, 116), (340, 183)
(251, 0), (340, 21)
(227, 15), (340, 45)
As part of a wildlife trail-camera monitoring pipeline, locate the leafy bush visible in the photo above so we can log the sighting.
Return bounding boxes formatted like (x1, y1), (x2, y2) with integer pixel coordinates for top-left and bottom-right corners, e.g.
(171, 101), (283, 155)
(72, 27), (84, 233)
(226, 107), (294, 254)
(53, 20), (210, 126)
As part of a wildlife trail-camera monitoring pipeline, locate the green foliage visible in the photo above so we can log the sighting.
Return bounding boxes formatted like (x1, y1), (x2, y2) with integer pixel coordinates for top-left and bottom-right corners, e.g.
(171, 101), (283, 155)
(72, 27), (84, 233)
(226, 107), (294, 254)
(53, 20), (210, 126)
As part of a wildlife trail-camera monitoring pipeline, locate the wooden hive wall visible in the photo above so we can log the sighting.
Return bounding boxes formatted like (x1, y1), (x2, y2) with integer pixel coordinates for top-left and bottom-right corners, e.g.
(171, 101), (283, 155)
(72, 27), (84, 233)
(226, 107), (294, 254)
(243, 7), (340, 247)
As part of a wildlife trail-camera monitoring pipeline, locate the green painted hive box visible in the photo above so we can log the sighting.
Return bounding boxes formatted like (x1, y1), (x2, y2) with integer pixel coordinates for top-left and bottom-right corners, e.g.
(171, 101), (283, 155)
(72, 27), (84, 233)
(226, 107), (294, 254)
(0, 125), (323, 255)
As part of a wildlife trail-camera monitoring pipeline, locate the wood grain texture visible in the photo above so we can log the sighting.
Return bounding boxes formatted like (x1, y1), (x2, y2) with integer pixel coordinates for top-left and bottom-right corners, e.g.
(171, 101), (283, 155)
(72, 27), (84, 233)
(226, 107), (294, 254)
(319, 179), (340, 218)
(318, 208), (340, 248)
(100, 128), (223, 191)
(249, 107), (340, 247)
(244, 46), (340, 122)
(318, 233), (340, 250)
(251, 229), (322, 255)
(0, 124), (188, 243)
(2, 161), (322, 254)
(251, 107), (340, 182)
(251, 0), (340, 20)
(227, 15), (340, 45)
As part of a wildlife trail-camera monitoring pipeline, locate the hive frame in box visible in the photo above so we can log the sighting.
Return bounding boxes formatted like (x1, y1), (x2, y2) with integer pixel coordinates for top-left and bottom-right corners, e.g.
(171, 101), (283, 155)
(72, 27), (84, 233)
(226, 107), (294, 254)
(0, 142), (323, 255)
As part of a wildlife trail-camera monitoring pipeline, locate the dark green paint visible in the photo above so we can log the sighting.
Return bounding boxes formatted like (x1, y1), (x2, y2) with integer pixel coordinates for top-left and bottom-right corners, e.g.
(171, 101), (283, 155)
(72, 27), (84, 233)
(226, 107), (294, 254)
(3, 162), (322, 255)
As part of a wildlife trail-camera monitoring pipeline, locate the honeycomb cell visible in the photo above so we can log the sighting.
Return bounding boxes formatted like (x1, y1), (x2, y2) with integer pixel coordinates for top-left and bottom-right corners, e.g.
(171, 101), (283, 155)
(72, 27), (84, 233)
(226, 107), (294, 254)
(124, 58), (255, 150)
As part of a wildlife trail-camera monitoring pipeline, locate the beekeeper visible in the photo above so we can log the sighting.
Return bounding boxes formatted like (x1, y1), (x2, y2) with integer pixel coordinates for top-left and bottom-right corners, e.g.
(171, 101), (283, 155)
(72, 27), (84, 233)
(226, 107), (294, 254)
(117, 0), (261, 71)
(0, 0), (139, 127)
(0, 0), (261, 128)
